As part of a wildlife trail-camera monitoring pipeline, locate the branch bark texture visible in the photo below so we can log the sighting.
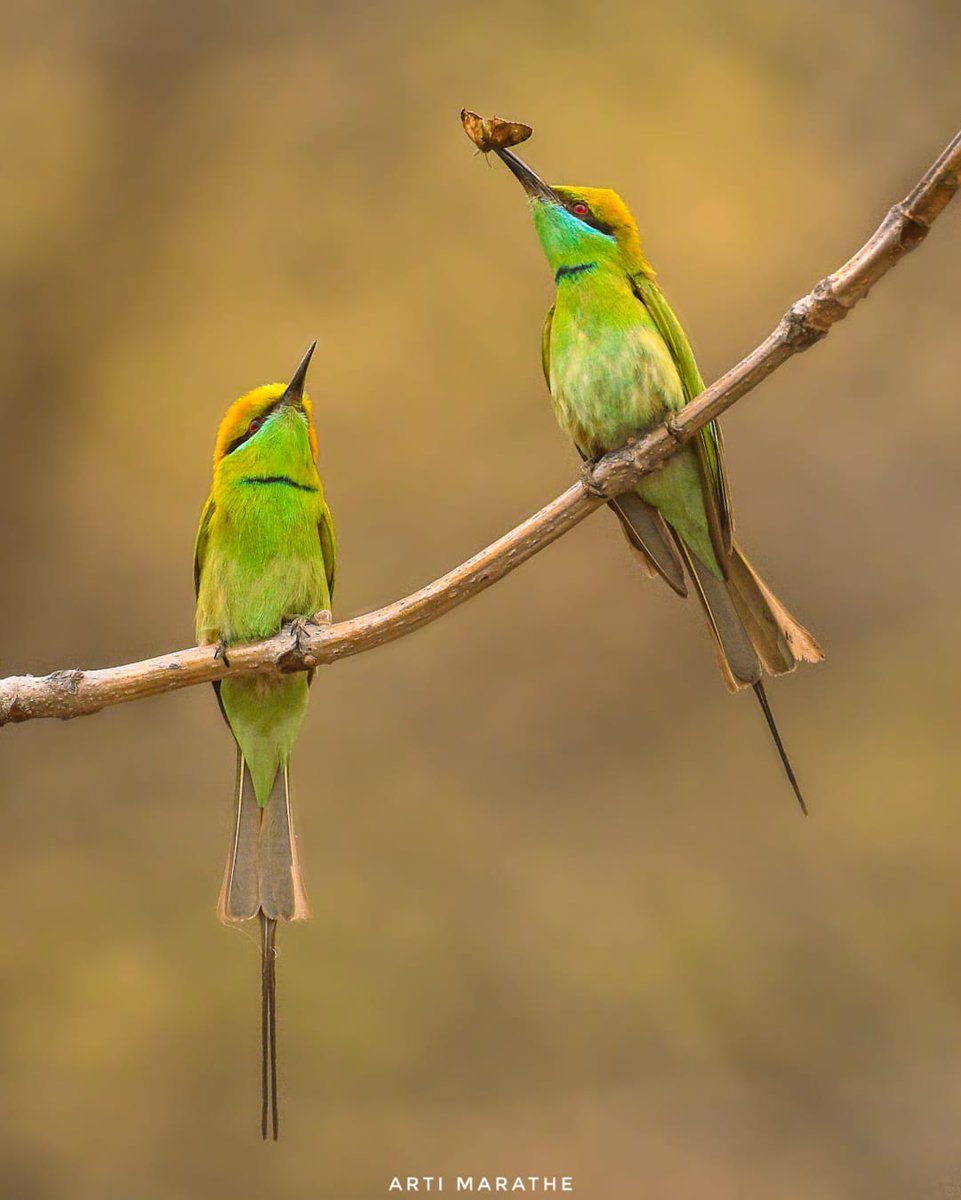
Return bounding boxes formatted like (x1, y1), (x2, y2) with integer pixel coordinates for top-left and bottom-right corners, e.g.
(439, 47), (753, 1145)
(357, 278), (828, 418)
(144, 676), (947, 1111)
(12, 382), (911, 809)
(2, 128), (959, 727)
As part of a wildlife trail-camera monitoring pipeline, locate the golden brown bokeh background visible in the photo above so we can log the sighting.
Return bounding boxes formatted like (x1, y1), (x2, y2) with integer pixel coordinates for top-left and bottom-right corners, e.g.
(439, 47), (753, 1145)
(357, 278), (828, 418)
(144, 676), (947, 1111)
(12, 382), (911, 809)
(3, 2), (961, 1196)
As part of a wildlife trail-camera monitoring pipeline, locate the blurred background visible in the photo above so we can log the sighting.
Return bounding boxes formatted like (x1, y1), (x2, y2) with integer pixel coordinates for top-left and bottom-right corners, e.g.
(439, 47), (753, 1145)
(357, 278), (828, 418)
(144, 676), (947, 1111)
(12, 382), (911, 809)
(2, 1), (961, 1196)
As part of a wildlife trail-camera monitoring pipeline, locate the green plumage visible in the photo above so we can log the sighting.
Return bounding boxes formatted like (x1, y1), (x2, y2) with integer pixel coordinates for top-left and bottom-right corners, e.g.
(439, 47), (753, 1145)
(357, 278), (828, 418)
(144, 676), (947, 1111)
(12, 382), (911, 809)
(193, 353), (335, 1139)
(490, 149), (822, 808)
(534, 201), (723, 580)
(195, 401), (335, 806)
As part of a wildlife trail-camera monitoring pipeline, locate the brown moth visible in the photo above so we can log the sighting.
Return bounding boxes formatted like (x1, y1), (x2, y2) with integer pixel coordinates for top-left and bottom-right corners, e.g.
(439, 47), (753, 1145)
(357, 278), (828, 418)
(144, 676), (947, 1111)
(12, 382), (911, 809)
(461, 108), (533, 153)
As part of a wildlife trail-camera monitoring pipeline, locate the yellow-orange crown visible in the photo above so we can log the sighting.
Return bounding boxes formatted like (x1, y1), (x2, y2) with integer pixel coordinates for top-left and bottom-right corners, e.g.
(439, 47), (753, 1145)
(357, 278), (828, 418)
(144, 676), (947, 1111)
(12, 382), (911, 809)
(213, 383), (318, 467)
(553, 186), (654, 276)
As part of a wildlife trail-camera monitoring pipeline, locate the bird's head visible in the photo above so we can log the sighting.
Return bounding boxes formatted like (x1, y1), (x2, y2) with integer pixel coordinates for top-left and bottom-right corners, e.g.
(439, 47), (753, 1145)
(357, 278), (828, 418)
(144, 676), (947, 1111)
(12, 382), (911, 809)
(494, 148), (652, 278)
(213, 342), (319, 474)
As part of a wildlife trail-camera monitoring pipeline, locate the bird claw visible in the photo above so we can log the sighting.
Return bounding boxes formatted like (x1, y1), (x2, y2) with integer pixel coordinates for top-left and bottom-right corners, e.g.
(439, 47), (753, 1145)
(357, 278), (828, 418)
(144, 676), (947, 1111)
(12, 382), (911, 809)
(284, 613), (331, 669)
(664, 414), (685, 442)
(277, 614), (331, 672)
(287, 617), (314, 655)
(213, 640), (232, 669)
(579, 457), (608, 499)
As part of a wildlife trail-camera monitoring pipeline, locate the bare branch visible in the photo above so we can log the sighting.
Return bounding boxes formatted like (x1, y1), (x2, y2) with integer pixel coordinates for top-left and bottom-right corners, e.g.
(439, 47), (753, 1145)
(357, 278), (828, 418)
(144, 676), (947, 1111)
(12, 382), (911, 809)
(590, 128), (961, 495)
(2, 128), (959, 727)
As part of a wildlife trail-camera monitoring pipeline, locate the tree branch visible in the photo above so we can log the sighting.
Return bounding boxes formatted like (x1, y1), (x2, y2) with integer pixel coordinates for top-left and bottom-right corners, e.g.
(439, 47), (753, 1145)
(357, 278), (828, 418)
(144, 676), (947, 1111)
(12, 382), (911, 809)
(2, 128), (959, 727)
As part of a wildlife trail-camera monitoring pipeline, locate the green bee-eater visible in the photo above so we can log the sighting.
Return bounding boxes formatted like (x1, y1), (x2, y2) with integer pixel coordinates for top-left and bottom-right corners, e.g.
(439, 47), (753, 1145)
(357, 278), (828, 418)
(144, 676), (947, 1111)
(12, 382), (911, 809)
(194, 343), (336, 1138)
(489, 147), (822, 809)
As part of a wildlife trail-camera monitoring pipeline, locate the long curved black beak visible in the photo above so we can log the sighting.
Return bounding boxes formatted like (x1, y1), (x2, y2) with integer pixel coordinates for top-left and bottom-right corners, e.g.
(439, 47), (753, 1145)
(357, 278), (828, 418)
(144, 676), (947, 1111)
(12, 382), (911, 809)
(278, 341), (316, 410)
(494, 148), (561, 204)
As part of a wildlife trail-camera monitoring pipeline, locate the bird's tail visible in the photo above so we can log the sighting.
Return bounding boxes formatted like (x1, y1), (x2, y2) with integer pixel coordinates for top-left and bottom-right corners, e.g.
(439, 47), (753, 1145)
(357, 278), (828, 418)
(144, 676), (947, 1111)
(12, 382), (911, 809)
(673, 536), (823, 811)
(218, 753), (310, 924)
(218, 753), (309, 1139)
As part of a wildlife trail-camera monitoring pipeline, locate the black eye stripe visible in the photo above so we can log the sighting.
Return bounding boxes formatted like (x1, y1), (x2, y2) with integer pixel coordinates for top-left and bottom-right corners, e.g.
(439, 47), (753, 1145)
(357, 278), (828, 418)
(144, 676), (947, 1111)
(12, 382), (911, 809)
(563, 199), (615, 236)
(224, 404), (279, 456)
(224, 430), (253, 456)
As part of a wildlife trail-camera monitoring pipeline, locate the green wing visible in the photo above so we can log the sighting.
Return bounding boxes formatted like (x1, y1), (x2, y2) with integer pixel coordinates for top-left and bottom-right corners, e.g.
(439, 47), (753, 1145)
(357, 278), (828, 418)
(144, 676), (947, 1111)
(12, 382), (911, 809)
(318, 502), (337, 601)
(193, 493), (216, 598)
(630, 273), (733, 553)
(541, 303), (555, 389)
(193, 493), (230, 717)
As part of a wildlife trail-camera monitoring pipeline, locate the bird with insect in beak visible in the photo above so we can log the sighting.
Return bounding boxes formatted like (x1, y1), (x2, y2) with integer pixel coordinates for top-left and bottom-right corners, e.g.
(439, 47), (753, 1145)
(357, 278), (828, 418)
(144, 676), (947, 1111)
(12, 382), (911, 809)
(194, 342), (336, 1138)
(475, 130), (822, 811)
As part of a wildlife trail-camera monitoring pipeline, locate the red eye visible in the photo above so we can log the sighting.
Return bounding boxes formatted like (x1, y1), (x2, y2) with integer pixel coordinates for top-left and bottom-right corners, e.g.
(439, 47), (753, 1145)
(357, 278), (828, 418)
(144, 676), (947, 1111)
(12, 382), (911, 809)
(573, 202), (589, 216)
(248, 416), (264, 434)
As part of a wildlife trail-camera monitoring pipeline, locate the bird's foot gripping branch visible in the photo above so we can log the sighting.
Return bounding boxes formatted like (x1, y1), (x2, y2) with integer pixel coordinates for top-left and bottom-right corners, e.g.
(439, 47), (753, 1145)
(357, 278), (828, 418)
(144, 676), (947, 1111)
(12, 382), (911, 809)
(278, 611), (333, 672)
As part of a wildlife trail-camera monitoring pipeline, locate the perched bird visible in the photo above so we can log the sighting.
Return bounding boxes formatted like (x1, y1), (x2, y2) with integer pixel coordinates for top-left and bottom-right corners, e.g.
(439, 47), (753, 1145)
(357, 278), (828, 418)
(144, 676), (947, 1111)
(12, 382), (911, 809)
(194, 343), (336, 1138)
(488, 146), (822, 809)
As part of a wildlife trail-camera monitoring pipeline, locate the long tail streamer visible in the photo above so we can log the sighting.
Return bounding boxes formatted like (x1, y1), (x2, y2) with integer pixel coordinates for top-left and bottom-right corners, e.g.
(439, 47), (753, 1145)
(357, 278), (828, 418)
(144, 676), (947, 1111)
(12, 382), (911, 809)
(752, 681), (807, 815)
(260, 912), (279, 1140)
